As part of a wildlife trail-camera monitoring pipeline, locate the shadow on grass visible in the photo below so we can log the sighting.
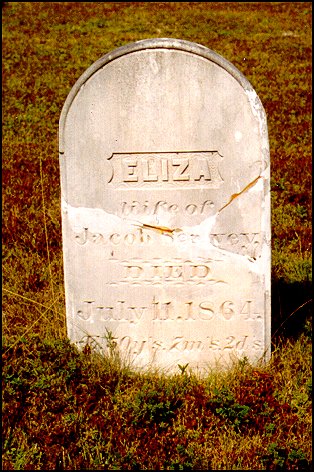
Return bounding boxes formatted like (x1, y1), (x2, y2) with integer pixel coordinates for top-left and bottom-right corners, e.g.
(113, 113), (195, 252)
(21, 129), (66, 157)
(271, 277), (312, 342)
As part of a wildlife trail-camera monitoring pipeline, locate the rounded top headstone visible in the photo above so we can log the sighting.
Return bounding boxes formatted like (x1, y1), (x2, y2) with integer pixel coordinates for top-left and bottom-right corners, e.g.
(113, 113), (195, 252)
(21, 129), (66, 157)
(59, 38), (271, 374)
(60, 38), (267, 151)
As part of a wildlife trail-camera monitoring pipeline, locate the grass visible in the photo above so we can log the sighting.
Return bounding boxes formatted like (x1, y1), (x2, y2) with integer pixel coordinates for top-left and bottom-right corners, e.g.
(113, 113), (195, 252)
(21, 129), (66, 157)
(2, 2), (312, 470)
(2, 331), (312, 470)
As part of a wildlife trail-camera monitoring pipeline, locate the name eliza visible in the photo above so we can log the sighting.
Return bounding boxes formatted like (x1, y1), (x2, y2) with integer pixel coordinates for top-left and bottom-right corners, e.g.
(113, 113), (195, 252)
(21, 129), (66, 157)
(107, 151), (224, 187)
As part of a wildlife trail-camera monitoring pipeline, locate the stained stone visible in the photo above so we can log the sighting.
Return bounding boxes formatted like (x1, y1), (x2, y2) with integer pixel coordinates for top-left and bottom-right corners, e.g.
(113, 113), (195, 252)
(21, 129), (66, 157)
(59, 38), (271, 373)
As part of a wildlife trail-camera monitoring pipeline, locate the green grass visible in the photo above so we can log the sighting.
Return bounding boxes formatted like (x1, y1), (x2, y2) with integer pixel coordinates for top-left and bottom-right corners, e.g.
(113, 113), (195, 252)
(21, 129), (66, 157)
(2, 332), (312, 470)
(2, 2), (312, 470)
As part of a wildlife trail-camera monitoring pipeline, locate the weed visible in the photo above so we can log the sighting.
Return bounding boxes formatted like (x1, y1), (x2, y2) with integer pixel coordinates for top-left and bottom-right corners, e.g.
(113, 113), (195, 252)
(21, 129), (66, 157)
(210, 386), (251, 431)
(264, 423), (276, 436)
(178, 363), (189, 375)
(262, 442), (288, 469)
(104, 328), (117, 356)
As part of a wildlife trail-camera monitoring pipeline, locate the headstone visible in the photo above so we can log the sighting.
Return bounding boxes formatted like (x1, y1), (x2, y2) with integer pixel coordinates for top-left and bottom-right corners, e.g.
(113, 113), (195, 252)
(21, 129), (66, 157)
(59, 38), (271, 374)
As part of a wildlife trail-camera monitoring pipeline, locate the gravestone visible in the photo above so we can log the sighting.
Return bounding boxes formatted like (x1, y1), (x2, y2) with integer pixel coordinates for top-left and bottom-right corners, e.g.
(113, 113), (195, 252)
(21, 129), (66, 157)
(59, 38), (271, 374)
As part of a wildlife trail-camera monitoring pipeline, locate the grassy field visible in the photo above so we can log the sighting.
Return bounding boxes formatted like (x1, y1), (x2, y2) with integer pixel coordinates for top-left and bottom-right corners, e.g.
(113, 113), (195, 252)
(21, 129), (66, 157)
(2, 2), (312, 470)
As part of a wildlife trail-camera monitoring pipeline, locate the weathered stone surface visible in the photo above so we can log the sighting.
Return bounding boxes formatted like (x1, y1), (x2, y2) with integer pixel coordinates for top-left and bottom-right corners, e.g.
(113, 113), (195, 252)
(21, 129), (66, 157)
(59, 38), (271, 373)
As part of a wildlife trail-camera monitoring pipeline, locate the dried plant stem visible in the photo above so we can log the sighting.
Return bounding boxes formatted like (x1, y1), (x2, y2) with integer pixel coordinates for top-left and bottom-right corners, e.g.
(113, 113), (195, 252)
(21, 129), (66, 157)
(271, 298), (312, 340)
(4, 296), (61, 353)
(39, 155), (57, 316)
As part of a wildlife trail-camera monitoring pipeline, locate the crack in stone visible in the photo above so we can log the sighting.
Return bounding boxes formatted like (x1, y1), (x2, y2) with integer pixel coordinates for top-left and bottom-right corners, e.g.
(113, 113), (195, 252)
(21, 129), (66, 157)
(63, 173), (264, 265)
(130, 174), (263, 236)
(218, 175), (262, 213)
(132, 222), (182, 235)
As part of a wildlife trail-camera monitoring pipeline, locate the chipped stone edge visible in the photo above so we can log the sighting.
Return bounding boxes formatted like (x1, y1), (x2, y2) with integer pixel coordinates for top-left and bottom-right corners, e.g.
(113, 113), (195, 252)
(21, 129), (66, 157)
(245, 89), (271, 363)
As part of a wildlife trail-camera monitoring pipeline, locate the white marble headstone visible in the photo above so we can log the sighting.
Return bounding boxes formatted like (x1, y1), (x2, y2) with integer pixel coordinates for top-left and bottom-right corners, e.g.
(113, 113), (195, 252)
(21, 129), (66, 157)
(59, 38), (271, 373)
